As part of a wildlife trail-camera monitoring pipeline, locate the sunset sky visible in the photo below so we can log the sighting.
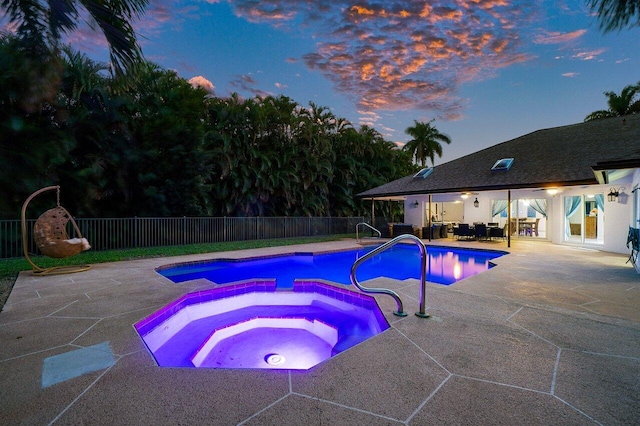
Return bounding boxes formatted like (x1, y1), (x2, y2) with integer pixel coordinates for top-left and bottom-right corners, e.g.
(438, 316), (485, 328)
(7, 0), (640, 164)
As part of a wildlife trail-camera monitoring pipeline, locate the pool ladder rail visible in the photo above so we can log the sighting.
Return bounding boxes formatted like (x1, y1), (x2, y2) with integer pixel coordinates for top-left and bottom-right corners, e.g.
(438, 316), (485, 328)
(350, 234), (430, 319)
(355, 222), (381, 242)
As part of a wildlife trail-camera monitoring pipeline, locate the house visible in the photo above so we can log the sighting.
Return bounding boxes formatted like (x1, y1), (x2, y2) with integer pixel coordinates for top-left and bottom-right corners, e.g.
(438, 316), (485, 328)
(357, 114), (640, 268)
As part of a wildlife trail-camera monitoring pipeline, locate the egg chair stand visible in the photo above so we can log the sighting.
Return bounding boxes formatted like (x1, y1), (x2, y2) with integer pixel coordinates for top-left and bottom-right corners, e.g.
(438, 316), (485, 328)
(21, 186), (91, 275)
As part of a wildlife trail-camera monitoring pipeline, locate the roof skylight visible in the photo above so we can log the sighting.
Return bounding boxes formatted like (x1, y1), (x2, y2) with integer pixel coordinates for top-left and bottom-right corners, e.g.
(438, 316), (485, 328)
(413, 167), (433, 179)
(491, 158), (514, 171)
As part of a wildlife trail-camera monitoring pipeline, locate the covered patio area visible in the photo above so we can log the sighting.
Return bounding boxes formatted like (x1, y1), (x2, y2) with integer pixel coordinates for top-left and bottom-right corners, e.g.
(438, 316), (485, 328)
(357, 115), (640, 257)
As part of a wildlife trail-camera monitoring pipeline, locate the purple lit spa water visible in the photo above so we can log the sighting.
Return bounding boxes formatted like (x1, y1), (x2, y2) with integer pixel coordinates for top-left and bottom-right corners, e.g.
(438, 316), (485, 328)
(135, 281), (390, 370)
(136, 245), (505, 370)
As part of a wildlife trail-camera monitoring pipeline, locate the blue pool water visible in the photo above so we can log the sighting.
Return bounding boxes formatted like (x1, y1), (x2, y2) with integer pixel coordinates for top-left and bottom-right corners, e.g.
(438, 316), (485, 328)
(159, 245), (506, 288)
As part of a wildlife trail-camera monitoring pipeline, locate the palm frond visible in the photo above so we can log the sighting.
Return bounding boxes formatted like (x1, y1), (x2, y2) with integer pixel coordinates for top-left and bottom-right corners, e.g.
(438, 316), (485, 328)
(587, 0), (640, 32)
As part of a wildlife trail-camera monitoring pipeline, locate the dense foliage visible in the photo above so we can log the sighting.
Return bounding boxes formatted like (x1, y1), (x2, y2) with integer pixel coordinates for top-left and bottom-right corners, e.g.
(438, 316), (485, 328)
(0, 36), (418, 218)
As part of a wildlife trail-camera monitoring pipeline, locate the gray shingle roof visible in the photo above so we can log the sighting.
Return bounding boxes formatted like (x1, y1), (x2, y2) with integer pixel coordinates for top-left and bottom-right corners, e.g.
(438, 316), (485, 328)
(358, 114), (640, 198)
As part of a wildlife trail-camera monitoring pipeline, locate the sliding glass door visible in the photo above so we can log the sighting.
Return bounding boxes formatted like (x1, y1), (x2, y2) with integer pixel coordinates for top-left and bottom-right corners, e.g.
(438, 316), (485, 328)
(564, 194), (604, 244)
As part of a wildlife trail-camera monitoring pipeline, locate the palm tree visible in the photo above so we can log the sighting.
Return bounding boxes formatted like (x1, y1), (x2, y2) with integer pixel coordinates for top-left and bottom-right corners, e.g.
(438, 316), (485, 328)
(1, 0), (148, 74)
(584, 82), (640, 121)
(403, 120), (451, 167)
(587, 0), (640, 32)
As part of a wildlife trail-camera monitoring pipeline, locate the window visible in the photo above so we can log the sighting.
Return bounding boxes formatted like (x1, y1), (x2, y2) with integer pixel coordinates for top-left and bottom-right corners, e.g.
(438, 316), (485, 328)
(413, 167), (433, 179)
(491, 158), (514, 171)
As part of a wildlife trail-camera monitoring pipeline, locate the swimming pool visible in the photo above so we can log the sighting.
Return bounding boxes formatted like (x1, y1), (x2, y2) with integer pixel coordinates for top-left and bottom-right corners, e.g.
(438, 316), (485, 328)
(140, 245), (505, 370)
(158, 244), (506, 288)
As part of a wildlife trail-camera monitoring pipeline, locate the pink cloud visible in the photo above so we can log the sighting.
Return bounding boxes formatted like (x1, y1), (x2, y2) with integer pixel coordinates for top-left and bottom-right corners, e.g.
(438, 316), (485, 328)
(75, 0), (540, 119)
(224, 1), (536, 116)
(2, 0), (536, 122)
(230, 0), (300, 24)
(572, 48), (606, 60)
(533, 29), (587, 44)
(62, 24), (110, 54)
(134, 2), (201, 38)
(189, 76), (216, 93)
(357, 109), (381, 127)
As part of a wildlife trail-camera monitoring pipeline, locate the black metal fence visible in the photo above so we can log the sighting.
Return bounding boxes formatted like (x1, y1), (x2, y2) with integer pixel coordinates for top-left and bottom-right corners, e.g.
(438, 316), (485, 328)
(0, 216), (364, 259)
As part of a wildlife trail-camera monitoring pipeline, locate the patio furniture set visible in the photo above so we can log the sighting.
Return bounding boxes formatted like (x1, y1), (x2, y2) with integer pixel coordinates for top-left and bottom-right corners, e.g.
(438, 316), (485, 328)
(453, 223), (507, 241)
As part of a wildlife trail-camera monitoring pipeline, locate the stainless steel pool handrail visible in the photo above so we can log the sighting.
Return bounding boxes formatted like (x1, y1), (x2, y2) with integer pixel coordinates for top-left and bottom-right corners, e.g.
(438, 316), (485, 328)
(350, 234), (430, 318)
(355, 222), (381, 242)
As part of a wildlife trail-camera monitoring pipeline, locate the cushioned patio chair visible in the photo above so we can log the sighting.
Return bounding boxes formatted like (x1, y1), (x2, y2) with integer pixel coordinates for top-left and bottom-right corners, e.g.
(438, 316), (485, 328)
(391, 224), (415, 237)
(474, 223), (488, 241)
(456, 223), (473, 240)
(489, 225), (506, 240)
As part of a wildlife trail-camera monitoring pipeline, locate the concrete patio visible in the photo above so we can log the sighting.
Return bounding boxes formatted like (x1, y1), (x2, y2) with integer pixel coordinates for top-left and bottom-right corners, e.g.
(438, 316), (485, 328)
(1, 238), (639, 425)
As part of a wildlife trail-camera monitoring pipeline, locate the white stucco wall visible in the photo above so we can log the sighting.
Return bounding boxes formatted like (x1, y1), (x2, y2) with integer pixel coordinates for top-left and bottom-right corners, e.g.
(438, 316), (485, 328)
(404, 182), (636, 255)
(403, 197), (424, 227)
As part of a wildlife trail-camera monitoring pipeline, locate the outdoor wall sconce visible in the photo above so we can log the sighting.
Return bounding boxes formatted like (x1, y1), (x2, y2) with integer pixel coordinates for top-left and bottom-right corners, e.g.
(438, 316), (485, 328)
(413, 201), (419, 208)
(608, 188), (619, 202)
(473, 198), (479, 208)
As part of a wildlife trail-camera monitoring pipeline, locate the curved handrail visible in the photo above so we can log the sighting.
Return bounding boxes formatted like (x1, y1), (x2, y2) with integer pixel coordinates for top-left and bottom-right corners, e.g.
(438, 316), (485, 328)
(355, 222), (381, 242)
(350, 233), (430, 318)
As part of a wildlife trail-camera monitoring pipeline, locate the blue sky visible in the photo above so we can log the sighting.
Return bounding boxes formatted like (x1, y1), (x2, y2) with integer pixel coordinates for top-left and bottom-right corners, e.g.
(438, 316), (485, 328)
(5, 0), (639, 165)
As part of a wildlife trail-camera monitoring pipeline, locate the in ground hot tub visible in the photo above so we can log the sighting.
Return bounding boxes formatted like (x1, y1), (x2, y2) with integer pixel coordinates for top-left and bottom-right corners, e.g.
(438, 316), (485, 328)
(134, 280), (390, 370)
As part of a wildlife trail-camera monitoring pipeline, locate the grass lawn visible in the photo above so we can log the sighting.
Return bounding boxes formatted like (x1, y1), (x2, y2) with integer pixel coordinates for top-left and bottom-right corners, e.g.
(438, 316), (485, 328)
(0, 234), (355, 312)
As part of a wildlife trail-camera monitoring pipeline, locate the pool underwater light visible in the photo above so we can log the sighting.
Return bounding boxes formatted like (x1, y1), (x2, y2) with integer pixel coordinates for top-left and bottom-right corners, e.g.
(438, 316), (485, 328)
(265, 353), (285, 366)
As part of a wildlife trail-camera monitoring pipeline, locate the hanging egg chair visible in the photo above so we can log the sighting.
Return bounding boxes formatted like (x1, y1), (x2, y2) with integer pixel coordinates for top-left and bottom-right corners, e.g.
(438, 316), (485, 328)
(21, 186), (91, 275)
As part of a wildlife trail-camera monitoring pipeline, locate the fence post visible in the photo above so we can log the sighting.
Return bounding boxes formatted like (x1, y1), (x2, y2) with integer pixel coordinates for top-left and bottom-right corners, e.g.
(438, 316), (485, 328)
(183, 216), (187, 245)
(134, 216), (138, 248)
